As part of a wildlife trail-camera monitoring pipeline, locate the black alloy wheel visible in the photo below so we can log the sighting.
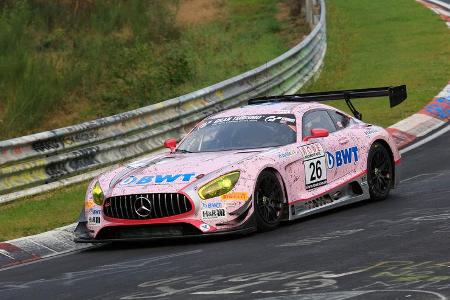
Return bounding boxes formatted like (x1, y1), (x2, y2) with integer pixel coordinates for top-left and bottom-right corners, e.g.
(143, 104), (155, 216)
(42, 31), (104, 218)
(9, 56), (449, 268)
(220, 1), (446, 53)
(367, 142), (393, 201)
(254, 170), (284, 230)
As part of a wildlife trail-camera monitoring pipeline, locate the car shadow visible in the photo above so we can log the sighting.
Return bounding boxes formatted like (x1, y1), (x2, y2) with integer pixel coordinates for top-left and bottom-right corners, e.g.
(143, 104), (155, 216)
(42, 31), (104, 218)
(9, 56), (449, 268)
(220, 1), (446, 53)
(81, 195), (397, 252)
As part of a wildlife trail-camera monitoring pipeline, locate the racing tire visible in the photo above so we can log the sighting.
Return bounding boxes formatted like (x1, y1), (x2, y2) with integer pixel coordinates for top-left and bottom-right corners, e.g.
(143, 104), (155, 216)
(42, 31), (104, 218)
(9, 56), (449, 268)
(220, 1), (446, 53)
(254, 170), (284, 231)
(367, 142), (393, 201)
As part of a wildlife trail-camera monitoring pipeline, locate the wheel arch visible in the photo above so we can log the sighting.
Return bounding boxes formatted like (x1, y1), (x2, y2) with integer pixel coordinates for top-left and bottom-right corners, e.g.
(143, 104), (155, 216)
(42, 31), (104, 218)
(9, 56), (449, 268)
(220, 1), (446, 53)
(372, 138), (396, 188)
(258, 167), (289, 205)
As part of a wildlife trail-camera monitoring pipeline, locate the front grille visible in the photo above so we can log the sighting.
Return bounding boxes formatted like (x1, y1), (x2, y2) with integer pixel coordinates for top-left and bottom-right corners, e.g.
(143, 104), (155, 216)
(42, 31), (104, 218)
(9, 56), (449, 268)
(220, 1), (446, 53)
(103, 193), (192, 220)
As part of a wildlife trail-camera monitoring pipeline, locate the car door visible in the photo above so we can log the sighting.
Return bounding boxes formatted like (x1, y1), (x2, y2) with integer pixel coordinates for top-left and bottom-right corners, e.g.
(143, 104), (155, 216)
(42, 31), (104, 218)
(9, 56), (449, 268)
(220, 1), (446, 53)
(300, 109), (341, 190)
(326, 109), (363, 181)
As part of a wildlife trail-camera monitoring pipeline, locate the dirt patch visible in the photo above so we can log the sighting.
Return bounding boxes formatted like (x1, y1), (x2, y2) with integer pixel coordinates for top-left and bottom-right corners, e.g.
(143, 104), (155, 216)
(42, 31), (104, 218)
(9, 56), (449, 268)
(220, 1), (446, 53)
(277, 1), (291, 22)
(176, 0), (222, 25)
(39, 95), (94, 132)
(276, 0), (310, 47)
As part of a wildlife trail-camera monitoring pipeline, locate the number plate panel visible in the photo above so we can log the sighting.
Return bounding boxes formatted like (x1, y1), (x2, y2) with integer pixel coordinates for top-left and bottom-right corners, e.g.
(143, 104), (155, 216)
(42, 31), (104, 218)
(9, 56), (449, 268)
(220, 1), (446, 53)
(300, 143), (327, 190)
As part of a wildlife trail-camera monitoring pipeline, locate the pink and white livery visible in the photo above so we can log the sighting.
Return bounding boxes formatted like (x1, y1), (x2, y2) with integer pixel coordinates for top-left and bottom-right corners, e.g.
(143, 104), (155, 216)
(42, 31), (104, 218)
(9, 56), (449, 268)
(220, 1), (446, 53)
(75, 86), (407, 242)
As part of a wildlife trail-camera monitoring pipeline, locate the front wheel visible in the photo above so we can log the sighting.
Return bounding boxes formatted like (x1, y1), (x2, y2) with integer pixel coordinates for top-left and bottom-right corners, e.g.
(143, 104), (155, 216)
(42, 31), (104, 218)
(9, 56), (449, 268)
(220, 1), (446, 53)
(367, 142), (393, 201)
(254, 170), (284, 231)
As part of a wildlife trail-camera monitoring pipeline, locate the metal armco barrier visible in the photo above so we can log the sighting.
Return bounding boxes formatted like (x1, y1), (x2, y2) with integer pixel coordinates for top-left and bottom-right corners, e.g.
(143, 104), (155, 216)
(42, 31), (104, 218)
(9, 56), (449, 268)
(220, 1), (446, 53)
(0, 0), (326, 204)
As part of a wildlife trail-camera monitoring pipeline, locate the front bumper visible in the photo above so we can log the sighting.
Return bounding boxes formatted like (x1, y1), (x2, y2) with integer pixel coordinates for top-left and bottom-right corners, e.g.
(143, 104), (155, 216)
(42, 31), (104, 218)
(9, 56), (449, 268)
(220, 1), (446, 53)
(74, 218), (256, 243)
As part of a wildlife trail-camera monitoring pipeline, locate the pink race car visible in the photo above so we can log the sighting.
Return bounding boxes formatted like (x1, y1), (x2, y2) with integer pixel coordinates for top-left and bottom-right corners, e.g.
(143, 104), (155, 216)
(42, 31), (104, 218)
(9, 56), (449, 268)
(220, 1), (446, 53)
(75, 86), (407, 242)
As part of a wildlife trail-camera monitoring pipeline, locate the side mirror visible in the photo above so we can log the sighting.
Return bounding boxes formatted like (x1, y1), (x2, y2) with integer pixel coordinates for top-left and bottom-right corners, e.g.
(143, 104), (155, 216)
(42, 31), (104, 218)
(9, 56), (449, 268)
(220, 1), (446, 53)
(303, 128), (329, 142)
(164, 138), (177, 153)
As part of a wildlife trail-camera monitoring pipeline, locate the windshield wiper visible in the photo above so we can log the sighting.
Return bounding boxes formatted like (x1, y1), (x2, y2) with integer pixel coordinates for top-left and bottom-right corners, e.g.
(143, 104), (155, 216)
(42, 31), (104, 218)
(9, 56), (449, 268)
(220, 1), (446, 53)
(175, 149), (193, 153)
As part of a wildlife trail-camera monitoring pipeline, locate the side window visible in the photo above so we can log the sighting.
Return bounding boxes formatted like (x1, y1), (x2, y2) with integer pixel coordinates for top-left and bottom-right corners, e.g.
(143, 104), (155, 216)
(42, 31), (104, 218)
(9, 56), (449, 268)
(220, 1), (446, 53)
(302, 110), (337, 138)
(328, 110), (350, 130)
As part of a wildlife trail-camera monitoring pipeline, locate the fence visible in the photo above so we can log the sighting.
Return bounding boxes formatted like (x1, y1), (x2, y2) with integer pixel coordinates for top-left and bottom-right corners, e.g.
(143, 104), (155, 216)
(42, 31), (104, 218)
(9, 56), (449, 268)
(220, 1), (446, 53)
(0, 0), (326, 204)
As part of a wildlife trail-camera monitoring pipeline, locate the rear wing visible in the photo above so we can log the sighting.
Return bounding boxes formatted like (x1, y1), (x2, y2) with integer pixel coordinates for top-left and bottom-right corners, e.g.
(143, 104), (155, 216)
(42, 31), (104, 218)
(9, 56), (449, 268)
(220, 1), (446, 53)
(248, 85), (407, 120)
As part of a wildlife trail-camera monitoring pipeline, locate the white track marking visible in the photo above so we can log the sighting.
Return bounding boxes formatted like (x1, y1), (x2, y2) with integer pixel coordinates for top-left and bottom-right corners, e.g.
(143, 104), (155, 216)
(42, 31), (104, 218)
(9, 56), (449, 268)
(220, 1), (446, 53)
(400, 172), (445, 183)
(0, 250), (14, 260)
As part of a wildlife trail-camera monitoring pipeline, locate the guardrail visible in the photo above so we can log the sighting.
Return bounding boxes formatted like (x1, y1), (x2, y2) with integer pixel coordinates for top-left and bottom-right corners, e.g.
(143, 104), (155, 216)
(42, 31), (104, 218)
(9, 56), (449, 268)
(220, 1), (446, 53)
(0, 0), (326, 204)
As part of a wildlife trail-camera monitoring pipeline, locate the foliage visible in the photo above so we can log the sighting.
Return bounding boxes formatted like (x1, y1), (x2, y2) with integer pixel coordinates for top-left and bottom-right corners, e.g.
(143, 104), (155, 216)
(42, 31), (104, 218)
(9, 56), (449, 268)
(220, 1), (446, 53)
(304, 0), (450, 127)
(0, 0), (293, 138)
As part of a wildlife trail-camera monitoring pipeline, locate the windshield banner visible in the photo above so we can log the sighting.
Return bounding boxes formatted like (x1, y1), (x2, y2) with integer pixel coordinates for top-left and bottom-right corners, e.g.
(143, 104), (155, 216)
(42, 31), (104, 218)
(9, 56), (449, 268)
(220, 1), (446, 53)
(201, 114), (296, 128)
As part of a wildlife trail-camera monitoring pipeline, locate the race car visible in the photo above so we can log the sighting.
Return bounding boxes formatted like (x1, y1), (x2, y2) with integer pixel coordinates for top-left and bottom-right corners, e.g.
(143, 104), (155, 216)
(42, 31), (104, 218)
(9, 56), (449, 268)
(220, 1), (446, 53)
(75, 85), (407, 242)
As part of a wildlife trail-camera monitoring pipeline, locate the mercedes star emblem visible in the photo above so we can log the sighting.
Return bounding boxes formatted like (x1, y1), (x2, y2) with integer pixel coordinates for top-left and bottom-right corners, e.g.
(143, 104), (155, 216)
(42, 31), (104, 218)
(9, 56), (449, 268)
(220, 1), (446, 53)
(134, 196), (152, 218)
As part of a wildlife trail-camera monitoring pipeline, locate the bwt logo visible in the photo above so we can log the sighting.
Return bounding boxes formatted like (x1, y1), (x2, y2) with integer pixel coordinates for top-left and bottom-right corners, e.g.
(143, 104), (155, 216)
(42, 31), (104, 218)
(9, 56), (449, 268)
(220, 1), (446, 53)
(326, 146), (359, 169)
(121, 173), (195, 185)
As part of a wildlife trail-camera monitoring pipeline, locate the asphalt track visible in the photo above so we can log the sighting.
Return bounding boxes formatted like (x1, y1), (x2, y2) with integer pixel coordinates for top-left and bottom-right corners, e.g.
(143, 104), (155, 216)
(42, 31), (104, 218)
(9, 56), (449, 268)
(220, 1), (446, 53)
(1, 129), (449, 300)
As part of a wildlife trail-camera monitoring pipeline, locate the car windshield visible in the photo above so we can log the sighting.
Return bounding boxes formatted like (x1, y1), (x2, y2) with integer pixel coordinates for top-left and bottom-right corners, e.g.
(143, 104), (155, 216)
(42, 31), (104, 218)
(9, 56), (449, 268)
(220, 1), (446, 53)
(177, 114), (297, 152)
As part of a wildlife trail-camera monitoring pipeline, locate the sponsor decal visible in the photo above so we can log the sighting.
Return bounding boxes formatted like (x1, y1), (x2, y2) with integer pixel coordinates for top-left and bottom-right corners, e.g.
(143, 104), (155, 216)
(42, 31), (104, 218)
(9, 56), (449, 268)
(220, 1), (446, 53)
(88, 216), (101, 225)
(203, 114), (296, 127)
(224, 201), (243, 208)
(201, 202), (222, 209)
(202, 209), (226, 220)
(221, 192), (249, 201)
(364, 127), (379, 136)
(120, 173), (195, 185)
(326, 146), (359, 169)
(264, 115), (296, 124)
(299, 143), (325, 160)
(88, 206), (102, 225)
(278, 150), (296, 158)
(85, 199), (94, 209)
(300, 143), (327, 190)
(199, 223), (211, 232)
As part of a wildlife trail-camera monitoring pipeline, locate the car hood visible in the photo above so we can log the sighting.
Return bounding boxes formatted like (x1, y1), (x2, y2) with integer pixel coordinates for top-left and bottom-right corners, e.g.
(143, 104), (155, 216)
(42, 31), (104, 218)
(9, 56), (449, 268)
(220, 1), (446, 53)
(104, 150), (264, 196)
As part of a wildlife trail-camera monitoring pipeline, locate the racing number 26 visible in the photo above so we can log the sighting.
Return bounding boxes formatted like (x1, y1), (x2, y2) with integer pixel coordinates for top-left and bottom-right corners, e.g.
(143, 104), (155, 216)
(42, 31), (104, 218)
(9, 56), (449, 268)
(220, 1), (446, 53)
(309, 160), (323, 181)
(304, 154), (327, 190)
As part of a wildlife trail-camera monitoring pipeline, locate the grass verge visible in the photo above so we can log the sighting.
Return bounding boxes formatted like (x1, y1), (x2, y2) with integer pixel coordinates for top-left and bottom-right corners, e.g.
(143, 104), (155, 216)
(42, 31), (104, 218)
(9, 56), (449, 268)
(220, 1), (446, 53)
(304, 0), (450, 127)
(0, 0), (304, 139)
(0, 183), (87, 241)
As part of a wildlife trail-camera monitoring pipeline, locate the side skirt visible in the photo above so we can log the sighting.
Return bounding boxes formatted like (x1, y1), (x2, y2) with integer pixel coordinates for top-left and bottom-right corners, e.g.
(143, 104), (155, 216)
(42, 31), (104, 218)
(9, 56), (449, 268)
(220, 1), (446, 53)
(287, 173), (370, 221)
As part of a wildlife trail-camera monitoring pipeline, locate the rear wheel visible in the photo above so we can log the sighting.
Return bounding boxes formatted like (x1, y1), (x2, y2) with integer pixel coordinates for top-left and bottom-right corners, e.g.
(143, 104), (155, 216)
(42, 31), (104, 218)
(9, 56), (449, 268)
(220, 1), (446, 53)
(367, 142), (393, 201)
(254, 170), (284, 231)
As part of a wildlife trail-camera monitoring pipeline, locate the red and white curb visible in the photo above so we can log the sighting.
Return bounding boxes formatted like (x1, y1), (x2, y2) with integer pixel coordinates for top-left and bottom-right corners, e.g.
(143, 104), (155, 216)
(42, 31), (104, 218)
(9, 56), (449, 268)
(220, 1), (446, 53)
(386, 82), (450, 149)
(1, 0), (449, 271)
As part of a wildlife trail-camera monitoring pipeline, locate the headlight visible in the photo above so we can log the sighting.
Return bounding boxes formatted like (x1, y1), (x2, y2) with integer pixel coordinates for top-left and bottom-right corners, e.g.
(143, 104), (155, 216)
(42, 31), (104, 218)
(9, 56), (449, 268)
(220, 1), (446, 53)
(92, 181), (104, 205)
(198, 171), (240, 200)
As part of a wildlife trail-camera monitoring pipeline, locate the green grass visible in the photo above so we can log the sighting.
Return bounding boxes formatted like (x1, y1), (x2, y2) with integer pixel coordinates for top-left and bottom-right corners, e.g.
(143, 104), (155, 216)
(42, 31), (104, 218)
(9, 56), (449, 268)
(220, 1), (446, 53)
(0, 0), (297, 139)
(304, 0), (450, 127)
(0, 183), (87, 241)
(1, 0), (448, 241)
